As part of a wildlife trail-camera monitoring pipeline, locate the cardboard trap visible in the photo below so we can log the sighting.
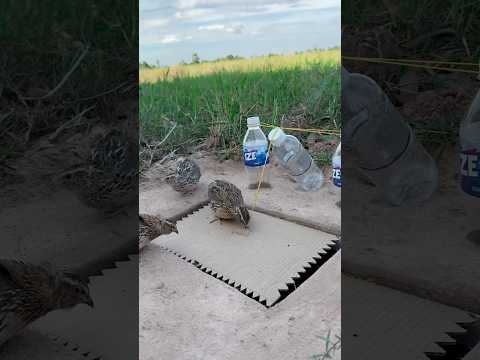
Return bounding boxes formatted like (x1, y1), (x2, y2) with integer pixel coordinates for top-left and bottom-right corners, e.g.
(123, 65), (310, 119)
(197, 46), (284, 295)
(32, 256), (139, 360)
(343, 275), (480, 360)
(155, 204), (339, 307)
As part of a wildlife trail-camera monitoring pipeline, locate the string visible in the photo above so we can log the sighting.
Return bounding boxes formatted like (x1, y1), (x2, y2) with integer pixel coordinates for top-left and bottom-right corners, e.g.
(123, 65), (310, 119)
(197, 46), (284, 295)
(342, 56), (479, 75)
(252, 141), (272, 210)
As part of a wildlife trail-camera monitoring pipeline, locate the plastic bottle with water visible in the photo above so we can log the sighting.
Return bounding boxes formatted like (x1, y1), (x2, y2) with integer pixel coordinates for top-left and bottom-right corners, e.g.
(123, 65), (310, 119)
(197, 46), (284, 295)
(332, 142), (341, 187)
(460, 89), (480, 197)
(243, 116), (270, 189)
(268, 127), (324, 191)
(342, 67), (438, 206)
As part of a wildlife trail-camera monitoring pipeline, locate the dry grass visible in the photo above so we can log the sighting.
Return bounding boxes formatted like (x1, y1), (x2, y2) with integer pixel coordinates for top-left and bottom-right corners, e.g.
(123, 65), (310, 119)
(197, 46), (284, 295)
(140, 49), (340, 83)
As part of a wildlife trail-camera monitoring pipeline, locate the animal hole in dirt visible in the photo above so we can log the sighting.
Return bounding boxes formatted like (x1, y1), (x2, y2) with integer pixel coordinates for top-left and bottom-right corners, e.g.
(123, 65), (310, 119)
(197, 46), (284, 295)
(247, 182), (272, 190)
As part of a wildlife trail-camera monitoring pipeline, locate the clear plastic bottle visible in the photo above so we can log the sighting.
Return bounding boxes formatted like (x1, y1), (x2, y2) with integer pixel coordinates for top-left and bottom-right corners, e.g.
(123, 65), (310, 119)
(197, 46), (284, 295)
(342, 67), (439, 206)
(332, 142), (341, 187)
(460, 89), (480, 197)
(243, 116), (270, 189)
(268, 127), (324, 191)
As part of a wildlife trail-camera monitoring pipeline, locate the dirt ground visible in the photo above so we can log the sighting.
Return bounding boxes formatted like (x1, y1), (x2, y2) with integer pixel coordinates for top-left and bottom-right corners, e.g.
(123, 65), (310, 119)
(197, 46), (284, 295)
(140, 247), (341, 360)
(139, 154), (341, 360)
(343, 145), (480, 313)
(0, 183), (135, 268)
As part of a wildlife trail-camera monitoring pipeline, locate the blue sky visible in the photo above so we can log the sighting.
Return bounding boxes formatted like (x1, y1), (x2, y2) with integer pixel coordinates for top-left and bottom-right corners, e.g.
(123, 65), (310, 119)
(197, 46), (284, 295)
(140, 0), (341, 66)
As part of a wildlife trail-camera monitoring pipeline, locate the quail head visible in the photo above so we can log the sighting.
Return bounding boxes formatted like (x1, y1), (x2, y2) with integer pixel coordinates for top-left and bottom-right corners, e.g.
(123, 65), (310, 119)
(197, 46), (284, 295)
(0, 259), (93, 347)
(139, 214), (178, 250)
(208, 180), (250, 227)
(165, 157), (201, 194)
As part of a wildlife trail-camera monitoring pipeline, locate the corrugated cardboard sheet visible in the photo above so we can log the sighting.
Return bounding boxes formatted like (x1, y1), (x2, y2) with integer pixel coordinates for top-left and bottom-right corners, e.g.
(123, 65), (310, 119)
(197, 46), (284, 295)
(155, 205), (337, 306)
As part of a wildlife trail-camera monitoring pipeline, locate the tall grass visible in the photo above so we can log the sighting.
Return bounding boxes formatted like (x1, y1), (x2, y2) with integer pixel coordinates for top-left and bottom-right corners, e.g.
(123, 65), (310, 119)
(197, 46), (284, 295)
(140, 50), (340, 164)
(1, 0), (138, 168)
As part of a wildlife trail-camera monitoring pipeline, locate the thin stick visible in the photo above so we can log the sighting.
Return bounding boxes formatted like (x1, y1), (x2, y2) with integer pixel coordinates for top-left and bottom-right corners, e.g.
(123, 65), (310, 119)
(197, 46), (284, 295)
(146, 123), (177, 167)
(22, 46), (90, 100)
(48, 106), (95, 142)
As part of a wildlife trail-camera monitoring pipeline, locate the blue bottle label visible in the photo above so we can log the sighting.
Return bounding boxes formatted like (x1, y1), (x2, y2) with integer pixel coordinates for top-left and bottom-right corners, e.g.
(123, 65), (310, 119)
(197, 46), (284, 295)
(243, 146), (270, 167)
(460, 148), (480, 197)
(332, 166), (341, 187)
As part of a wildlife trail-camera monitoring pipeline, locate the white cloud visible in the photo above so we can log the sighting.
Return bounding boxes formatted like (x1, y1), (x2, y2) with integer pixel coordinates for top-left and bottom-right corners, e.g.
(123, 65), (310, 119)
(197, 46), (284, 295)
(198, 24), (225, 31)
(198, 23), (244, 34)
(161, 34), (181, 44)
(177, 0), (231, 10)
(141, 33), (193, 45)
(142, 18), (170, 30)
(175, 8), (218, 20)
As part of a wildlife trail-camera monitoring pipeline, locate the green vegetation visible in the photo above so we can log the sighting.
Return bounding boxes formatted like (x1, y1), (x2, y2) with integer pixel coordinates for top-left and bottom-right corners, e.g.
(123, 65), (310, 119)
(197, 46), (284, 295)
(343, 0), (480, 147)
(139, 49), (340, 169)
(1, 0), (137, 176)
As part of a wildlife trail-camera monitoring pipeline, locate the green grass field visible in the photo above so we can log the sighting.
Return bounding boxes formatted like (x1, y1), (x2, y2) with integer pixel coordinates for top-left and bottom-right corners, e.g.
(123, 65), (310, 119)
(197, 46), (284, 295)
(139, 49), (341, 169)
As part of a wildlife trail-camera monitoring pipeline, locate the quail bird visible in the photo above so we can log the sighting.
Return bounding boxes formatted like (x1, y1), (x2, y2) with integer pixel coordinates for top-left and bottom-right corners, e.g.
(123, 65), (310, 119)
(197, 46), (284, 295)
(165, 157), (201, 194)
(208, 180), (250, 227)
(139, 214), (178, 250)
(63, 127), (137, 216)
(0, 259), (93, 347)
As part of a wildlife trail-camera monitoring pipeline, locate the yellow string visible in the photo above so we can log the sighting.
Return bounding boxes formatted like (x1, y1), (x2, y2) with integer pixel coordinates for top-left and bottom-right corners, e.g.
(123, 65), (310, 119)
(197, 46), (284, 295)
(261, 123), (341, 136)
(342, 56), (479, 75)
(342, 56), (479, 67)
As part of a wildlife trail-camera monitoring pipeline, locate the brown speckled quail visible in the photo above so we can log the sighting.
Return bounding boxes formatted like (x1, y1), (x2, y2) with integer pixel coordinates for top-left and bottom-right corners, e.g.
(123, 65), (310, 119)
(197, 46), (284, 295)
(139, 214), (178, 250)
(208, 180), (250, 227)
(165, 157), (201, 194)
(0, 259), (93, 347)
(63, 127), (137, 216)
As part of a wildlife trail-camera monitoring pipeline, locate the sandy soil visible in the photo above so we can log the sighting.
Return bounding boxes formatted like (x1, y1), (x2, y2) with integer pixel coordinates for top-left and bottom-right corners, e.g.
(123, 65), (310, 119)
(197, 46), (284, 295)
(342, 145), (480, 313)
(0, 181), (135, 269)
(139, 154), (341, 360)
(140, 246), (341, 360)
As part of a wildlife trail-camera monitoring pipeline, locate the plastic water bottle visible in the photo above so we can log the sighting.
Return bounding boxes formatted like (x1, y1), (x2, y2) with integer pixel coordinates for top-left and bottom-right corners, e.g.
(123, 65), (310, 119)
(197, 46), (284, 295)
(460, 89), (480, 197)
(268, 127), (324, 191)
(342, 67), (438, 206)
(332, 142), (341, 187)
(243, 116), (270, 189)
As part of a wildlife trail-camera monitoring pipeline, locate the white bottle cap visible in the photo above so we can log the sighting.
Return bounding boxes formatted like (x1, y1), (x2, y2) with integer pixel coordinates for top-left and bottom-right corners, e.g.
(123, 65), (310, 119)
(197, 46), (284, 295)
(247, 116), (260, 127)
(268, 127), (287, 144)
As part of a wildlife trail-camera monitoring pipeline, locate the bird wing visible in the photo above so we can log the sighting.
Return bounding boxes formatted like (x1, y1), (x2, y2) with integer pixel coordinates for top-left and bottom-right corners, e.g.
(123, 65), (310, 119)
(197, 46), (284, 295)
(0, 262), (46, 348)
(0, 260), (52, 292)
(139, 214), (159, 228)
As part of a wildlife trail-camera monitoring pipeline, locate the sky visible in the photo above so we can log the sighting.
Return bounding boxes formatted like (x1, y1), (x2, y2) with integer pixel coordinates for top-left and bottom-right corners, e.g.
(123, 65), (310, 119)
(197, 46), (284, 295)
(139, 0), (341, 66)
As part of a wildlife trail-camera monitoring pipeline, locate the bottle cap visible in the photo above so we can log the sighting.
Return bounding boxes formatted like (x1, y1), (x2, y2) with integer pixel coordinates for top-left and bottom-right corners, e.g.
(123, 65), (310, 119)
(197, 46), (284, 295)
(247, 116), (260, 127)
(268, 127), (287, 144)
